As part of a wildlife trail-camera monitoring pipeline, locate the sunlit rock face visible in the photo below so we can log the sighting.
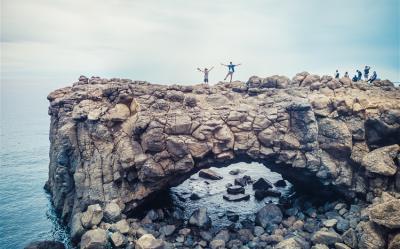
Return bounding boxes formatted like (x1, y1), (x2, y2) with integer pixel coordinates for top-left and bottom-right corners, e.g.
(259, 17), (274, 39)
(46, 74), (399, 245)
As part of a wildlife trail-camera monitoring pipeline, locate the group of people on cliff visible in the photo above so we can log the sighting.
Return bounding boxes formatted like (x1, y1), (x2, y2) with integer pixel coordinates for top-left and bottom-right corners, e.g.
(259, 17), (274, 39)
(199, 62), (379, 85)
(335, 65), (377, 83)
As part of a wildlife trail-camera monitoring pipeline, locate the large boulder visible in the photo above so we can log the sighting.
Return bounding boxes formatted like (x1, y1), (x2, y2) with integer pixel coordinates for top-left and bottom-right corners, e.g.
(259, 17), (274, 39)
(361, 144), (399, 176)
(357, 221), (386, 249)
(80, 204), (103, 229)
(318, 118), (352, 156)
(135, 234), (164, 249)
(199, 169), (223, 180)
(103, 202), (122, 222)
(369, 198), (400, 229)
(255, 204), (283, 228)
(311, 230), (342, 245)
(189, 207), (212, 229)
(80, 228), (108, 249)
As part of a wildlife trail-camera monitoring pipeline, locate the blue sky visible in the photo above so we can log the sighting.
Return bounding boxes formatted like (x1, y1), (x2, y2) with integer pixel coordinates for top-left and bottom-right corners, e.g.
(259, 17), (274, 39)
(1, 0), (399, 87)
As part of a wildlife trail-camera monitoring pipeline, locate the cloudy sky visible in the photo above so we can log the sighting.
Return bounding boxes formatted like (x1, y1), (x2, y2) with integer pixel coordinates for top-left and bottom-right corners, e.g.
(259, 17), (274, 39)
(1, 0), (399, 87)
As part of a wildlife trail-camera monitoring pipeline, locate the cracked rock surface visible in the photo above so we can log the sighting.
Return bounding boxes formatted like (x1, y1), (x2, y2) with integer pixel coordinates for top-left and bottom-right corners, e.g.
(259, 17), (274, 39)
(45, 74), (400, 248)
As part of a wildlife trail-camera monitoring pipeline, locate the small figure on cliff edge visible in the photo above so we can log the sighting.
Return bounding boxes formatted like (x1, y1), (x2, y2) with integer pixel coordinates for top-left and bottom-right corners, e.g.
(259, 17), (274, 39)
(221, 62), (241, 83)
(368, 71), (377, 83)
(344, 72), (349, 78)
(352, 74), (358, 82)
(356, 70), (362, 81)
(364, 65), (371, 80)
(197, 66), (214, 84)
(335, 70), (340, 79)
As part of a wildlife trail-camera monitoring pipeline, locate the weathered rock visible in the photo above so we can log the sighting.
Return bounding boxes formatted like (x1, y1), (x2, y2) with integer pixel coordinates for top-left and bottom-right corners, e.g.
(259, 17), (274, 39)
(46, 75), (400, 246)
(369, 198), (400, 229)
(275, 237), (305, 249)
(311, 230), (342, 245)
(80, 228), (108, 249)
(110, 232), (125, 248)
(252, 178), (273, 190)
(81, 204), (103, 229)
(104, 202), (122, 222)
(135, 234), (164, 249)
(361, 144), (399, 176)
(209, 239), (225, 249)
(227, 185), (245, 194)
(223, 193), (250, 202)
(357, 221), (386, 249)
(198, 169), (223, 180)
(159, 225), (176, 236)
(188, 208), (211, 229)
(255, 204), (283, 228)
(389, 233), (400, 249)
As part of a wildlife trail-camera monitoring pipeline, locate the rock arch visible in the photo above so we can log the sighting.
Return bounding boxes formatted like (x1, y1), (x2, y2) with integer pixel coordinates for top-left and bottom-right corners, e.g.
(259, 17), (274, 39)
(46, 75), (400, 241)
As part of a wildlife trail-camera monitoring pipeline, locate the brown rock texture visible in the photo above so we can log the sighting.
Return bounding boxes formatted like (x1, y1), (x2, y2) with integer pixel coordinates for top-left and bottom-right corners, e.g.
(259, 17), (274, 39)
(45, 74), (400, 246)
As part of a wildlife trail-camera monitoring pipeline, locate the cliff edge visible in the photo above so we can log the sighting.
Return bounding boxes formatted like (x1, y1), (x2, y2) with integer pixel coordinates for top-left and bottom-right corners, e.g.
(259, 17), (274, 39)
(46, 73), (400, 248)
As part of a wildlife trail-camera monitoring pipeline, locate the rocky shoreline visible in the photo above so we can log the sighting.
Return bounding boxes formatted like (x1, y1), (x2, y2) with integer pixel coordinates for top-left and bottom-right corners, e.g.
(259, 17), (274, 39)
(39, 73), (399, 248)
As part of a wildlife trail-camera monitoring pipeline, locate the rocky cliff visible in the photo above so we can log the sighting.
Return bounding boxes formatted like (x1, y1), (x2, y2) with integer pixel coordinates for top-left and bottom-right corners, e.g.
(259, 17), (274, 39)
(46, 73), (400, 248)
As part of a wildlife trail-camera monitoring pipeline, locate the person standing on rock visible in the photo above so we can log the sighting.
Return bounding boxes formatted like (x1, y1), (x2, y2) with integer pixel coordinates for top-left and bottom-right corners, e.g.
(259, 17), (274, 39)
(344, 72), (349, 78)
(197, 66), (214, 84)
(356, 70), (362, 81)
(335, 70), (340, 79)
(221, 62), (241, 83)
(368, 71), (377, 83)
(364, 65), (371, 80)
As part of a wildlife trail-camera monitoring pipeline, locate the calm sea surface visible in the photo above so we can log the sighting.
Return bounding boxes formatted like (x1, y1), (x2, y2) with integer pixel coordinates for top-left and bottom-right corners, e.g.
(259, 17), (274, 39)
(0, 83), (71, 249)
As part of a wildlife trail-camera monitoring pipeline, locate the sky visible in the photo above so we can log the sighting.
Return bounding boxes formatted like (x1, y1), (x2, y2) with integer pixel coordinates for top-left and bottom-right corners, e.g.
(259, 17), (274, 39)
(1, 0), (399, 88)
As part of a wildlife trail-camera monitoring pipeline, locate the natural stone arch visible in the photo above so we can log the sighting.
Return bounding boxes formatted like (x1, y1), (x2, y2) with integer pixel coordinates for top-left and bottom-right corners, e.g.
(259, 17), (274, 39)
(46, 75), (400, 232)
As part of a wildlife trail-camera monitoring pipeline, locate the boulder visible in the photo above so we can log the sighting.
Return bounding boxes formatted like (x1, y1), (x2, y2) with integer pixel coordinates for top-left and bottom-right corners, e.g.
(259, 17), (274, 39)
(311, 230), (342, 245)
(275, 237), (305, 249)
(80, 228), (108, 249)
(255, 204), (283, 228)
(369, 198), (400, 229)
(227, 185), (245, 194)
(135, 234), (165, 249)
(209, 239), (225, 249)
(104, 103), (130, 121)
(357, 221), (386, 249)
(389, 233), (400, 249)
(104, 202), (122, 222)
(188, 208), (211, 229)
(223, 193), (250, 202)
(252, 178), (273, 190)
(361, 144), (399, 176)
(159, 225), (176, 236)
(199, 169), (223, 180)
(80, 204), (103, 229)
(110, 232), (125, 248)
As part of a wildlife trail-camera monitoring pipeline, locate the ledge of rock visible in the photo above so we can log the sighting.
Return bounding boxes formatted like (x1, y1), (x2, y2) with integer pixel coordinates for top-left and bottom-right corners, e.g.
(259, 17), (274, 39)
(45, 74), (400, 248)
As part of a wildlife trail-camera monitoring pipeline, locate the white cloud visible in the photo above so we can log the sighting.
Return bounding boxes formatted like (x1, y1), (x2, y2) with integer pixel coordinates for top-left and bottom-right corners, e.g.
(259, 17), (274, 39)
(1, 0), (399, 86)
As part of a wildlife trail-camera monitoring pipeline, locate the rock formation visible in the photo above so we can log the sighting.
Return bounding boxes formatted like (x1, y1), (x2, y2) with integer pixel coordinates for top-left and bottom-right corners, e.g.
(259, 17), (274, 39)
(45, 73), (400, 248)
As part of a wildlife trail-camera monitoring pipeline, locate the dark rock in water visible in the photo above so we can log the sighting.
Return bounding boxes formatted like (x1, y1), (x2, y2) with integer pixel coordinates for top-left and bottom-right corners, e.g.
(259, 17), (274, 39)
(254, 189), (281, 200)
(199, 169), (223, 180)
(241, 218), (255, 229)
(227, 185), (245, 195)
(24, 241), (65, 249)
(189, 193), (201, 200)
(255, 204), (283, 228)
(234, 175), (252, 187)
(223, 193), (250, 202)
(229, 169), (240, 175)
(274, 179), (287, 187)
(226, 211), (239, 222)
(253, 178), (273, 190)
(189, 207), (211, 229)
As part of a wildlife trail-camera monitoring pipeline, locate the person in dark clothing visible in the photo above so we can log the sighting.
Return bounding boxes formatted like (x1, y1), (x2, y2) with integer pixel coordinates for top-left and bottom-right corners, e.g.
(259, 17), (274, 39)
(364, 66), (370, 80)
(335, 70), (340, 79)
(221, 62), (241, 83)
(352, 74), (358, 82)
(356, 70), (362, 81)
(368, 71), (377, 83)
(344, 72), (349, 78)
